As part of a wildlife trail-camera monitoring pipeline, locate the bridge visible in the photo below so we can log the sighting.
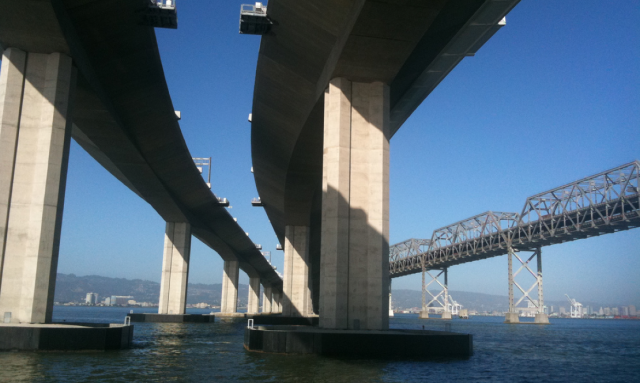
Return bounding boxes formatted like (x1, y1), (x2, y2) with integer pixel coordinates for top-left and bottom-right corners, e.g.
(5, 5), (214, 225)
(250, 0), (521, 331)
(0, 0), (632, 356)
(388, 161), (640, 322)
(0, 0), (281, 325)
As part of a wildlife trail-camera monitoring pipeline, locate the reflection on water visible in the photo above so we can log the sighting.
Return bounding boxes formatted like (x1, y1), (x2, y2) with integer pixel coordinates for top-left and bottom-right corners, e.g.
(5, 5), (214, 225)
(0, 307), (638, 382)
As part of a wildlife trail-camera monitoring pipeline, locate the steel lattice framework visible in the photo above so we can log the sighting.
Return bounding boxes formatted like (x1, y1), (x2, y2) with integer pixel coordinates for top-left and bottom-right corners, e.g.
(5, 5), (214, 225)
(389, 238), (431, 274)
(390, 161), (640, 277)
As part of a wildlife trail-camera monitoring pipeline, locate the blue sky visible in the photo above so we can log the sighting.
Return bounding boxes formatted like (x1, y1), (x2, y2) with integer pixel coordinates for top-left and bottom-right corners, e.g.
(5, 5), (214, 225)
(54, 1), (639, 306)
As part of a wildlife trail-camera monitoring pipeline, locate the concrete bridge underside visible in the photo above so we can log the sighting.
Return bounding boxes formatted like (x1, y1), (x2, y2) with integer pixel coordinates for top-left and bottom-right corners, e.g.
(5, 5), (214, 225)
(0, 0), (281, 322)
(251, 0), (520, 327)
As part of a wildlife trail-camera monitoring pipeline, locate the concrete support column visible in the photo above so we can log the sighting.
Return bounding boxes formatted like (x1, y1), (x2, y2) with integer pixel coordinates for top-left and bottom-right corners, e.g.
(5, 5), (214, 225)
(534, 247), (549, 324)
(262, 284), (272, 313)
(220, 260), (239, 313)
(0, 50), (75, 324)
(158, 222), (191, 315)
(388, 278), (394, 317)
(282, 225), (311, 317)
(419, 260), (429, 319)
(441, 268), (452, 320)
(0, 49), (27, 289)
(247, 277), (260, 314)
(272, 290), (282, 313)
(320, 78), (390, 330)
(505, 246), (519, 323)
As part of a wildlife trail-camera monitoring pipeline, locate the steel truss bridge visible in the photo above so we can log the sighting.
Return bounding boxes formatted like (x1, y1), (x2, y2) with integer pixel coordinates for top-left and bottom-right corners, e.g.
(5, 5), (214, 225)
(389, 161), (640, 277)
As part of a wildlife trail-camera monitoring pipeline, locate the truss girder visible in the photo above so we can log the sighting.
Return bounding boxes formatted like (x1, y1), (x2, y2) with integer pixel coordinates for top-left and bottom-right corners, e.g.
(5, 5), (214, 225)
(389, 238), (431, 275)
(389, 161), (640, 277)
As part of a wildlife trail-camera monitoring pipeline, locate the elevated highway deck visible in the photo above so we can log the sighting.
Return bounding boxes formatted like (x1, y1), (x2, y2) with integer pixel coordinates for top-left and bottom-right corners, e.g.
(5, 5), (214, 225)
(251, 0), (520, 244)
(0, 0), (281, 287)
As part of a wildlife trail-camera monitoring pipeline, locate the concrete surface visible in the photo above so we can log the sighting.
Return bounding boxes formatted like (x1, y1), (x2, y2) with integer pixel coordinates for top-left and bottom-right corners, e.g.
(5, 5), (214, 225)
(0, 323), (133, 350)
(220, 260), (239, 313)
(128, 313), (214, 323)
(282, 225), (312, 317)
(263, 285), (273, 313)
(0, 48), (26, 292)
(320, 79), (389, 331)
(158, 222), (191, 315)
(0, 50), (74, 324)
(534, 313), (550, 324)
(244, 325), (472, 357)
(272, 290), (282, 313)
(247, 277), (261, 314)
(504, 312), (520, 324)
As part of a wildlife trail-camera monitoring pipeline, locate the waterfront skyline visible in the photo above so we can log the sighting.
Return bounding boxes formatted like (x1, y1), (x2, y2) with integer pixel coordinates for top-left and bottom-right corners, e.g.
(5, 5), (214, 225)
(53, 273), (640, 313)
(30, 1), (639, 304)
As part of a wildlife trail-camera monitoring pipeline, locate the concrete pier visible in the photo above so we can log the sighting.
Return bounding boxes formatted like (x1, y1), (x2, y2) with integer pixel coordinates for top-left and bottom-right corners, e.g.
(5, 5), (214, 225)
(221, 260), (239, 314)
(0, 49), (26, 289)
(320, 78), (390, 330)
(535, 313), (550, 324)
(272, 290), (282, 313)
(0, 323), (133, 351)
(504, 312), (520, 324)
(128, 313), (215, 323)
(262, 285), (272, 313)
(0, 50), (75, 324)
(282, 225), (312, 317)
(158, 222), (191, 315)
(244, 326), (472, 357)
(247, 277), (261, 314)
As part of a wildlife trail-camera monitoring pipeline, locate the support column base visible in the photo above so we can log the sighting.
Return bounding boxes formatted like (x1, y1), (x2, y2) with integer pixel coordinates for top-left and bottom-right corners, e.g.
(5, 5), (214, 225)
(441, 311), (452, 320)
(244, 326), (472, 357)
(504, 312), (520, 323)
(0, 323), (133, 350)
(419, 310), (429, 319)
(215, 312), (245, 318)
(128, 313), (215, 323)
(534, 313), (550, 324)
(248, 315), (319, 326)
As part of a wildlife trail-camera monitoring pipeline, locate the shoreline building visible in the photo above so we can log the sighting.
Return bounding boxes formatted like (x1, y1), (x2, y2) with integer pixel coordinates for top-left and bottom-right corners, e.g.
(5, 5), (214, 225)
(85, 292), (98, 305)
(109, 296), (134, 306)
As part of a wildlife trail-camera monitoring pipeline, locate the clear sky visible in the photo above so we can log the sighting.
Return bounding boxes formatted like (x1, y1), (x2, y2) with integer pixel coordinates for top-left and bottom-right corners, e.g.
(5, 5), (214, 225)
(50, 1), (639, 306)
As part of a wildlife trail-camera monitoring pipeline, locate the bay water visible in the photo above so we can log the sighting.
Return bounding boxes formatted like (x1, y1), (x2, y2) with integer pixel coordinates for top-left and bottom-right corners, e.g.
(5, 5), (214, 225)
(0, 306), (638, 382)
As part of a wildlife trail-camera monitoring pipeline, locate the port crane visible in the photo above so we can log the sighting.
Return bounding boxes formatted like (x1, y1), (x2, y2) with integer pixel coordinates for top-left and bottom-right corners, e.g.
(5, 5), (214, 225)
(565, 294), (583, 318)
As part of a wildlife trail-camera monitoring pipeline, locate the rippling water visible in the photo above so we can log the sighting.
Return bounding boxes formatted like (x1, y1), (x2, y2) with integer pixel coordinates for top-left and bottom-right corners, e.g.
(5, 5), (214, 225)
(1, 307), (638, 382)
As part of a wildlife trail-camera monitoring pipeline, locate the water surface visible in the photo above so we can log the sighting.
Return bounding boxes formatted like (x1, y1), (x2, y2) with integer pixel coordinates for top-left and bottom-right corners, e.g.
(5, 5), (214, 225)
(0, 307), (638, 382)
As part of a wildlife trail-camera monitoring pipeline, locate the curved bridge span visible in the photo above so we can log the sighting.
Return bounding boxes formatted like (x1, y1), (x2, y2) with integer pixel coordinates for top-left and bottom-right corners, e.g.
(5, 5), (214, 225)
(0, 0), (281, 324)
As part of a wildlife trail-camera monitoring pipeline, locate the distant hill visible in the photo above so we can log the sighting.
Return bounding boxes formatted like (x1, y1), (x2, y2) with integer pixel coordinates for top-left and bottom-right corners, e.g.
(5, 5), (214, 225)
(54, 273), (248, 306)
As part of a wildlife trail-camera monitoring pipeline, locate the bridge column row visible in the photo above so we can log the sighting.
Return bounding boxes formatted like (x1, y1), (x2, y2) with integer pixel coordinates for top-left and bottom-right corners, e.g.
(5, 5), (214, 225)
(158, 222), (191, 315)
(0, 49), (75, 324)
(320, 78), (390, 330)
